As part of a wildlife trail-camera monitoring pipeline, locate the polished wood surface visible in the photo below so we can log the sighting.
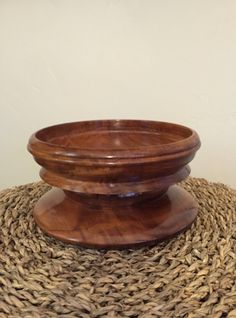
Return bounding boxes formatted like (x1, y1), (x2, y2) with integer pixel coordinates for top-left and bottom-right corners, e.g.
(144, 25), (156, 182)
(34, 186), (197, 249)
(28, 119), (201, 249)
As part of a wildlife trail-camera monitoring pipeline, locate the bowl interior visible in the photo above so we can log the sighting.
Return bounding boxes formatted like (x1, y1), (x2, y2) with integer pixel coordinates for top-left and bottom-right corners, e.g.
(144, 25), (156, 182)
(35, 120), (193, 151)
(44, 130), (183, 150)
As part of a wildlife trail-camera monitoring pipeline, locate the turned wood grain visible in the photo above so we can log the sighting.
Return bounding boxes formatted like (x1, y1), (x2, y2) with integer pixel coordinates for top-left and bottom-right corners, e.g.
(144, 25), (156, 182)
(34, 186), (198, 249)
(28, 119), (201, 249)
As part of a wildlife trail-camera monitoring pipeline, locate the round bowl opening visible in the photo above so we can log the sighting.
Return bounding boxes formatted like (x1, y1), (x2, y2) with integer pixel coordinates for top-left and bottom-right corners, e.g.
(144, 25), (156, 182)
(35, 120), (194, 151)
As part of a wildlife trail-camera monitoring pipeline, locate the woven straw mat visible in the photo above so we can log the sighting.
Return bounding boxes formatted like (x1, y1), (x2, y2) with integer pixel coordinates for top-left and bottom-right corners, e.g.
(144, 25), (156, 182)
(0, 177), (235, 318)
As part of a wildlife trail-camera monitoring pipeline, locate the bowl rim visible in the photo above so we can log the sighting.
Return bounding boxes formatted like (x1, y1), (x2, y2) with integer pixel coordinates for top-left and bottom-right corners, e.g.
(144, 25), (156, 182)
(28, 119), (201, 161)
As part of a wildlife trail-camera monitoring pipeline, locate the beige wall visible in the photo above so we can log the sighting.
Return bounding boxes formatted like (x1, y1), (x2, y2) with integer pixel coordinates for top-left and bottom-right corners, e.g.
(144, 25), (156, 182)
(0, 0), (236, 190)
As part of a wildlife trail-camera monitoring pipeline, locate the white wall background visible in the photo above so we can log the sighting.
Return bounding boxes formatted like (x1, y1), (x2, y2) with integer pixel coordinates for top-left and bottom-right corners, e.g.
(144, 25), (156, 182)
(0, 0), (236, 190)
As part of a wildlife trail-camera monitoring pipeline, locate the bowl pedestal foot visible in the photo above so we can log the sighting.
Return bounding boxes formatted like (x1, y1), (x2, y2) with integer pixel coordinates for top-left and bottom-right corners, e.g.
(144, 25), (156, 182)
(34, 185), (198, 249)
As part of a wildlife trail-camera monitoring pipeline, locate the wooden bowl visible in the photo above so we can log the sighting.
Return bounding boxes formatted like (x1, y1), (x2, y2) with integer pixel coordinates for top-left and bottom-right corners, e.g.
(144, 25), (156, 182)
(28, 120), (201, 249)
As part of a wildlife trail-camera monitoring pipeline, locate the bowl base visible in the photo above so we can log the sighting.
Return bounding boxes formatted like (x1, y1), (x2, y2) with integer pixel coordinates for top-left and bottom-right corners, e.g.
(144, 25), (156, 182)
(33, 186), (198, 249)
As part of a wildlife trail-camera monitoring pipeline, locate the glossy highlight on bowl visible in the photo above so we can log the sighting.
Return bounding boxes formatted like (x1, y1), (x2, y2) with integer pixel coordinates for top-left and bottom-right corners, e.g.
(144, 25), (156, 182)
(28, 119), (201, 249)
